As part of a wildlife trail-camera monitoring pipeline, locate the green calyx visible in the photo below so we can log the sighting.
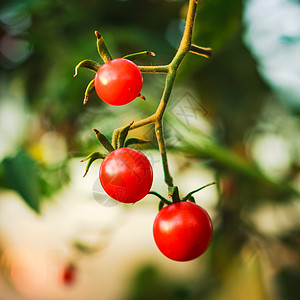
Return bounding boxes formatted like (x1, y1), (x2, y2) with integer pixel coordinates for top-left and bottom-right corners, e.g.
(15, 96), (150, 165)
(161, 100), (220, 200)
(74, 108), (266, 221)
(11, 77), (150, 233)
(82, 126), (152, 177)
(149, 182), (216, 211)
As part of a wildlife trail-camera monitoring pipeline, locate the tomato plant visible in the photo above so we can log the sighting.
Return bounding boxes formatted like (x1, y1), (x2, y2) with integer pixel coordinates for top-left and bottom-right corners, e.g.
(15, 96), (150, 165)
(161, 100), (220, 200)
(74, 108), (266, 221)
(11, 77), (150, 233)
(153, 201), (213, 261)
(77, 0), (215, 262)
(99, 148), (153, 203)
(94, 58), (143, 106)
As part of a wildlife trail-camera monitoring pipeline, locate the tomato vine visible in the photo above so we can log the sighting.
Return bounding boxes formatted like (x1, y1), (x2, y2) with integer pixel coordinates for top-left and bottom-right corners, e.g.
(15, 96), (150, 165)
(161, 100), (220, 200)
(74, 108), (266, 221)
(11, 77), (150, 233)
(74, 0), (215, 261)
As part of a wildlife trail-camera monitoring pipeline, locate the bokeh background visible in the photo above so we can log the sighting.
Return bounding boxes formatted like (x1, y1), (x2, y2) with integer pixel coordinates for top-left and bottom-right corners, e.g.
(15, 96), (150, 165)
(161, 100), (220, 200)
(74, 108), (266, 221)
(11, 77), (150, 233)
(1, 0), (300, 299)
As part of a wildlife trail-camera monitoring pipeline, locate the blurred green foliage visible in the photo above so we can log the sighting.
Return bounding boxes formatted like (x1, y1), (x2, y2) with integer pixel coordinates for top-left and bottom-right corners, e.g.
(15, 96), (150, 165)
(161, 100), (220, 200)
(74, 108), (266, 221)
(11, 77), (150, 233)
(1, 0), (300, 299)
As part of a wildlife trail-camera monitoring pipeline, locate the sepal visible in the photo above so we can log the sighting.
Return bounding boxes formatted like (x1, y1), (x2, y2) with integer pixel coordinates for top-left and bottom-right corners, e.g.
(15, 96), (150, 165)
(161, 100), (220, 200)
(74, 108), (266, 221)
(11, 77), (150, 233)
(93, 129), (115, 153)
(122, 51), (156, 61)
(95, 31), (113, 63)
(73, 59), (100, 77)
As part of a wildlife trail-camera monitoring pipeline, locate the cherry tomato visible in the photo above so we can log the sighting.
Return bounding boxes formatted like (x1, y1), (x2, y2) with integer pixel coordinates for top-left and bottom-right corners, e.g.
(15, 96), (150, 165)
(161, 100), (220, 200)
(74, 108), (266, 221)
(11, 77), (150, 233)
(153, 201), (212, 261)
(99, 148), (153, 203)
(94, 58), (143, 106)
(61, 263), (76, 286)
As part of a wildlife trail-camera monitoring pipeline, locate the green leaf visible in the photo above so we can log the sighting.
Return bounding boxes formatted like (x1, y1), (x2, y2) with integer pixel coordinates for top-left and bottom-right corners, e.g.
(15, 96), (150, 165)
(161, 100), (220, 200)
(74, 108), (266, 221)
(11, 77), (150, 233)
(2, 150), (41, 213)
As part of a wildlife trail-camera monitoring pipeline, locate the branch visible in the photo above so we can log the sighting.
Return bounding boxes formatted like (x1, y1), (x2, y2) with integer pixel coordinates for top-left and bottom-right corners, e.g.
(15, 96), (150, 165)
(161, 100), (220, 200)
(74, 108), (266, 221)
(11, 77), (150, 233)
(112, 0), (201, 189)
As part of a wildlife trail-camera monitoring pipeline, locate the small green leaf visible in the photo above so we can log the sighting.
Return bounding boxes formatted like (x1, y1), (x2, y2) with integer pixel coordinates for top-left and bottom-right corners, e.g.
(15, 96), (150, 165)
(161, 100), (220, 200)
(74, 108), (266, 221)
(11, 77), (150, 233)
(2, 150), (41, 213)
(73, 59), (100, 77)
(95, 31), (112, 63)
(122, 51), (156, 61)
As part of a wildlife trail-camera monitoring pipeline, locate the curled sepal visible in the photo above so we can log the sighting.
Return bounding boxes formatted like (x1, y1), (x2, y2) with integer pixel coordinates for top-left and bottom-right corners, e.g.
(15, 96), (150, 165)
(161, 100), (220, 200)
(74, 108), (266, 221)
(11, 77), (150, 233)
(83, 79), (95, 105)
(189, 44), (212, 59)
(95, 31), (112, 63)
(148, 191), (172, 206)
(124, 138), (150, 148)
(93, 128), (115, 153)
(168, 186), (180, 203)
(122, 51), (156, 61)
(73, 59), (100, 77)
(137, 93), (146, 101)
(182, 182), (216, 202)
(118, 121), (134, 148)
(81, 151), (106, 177)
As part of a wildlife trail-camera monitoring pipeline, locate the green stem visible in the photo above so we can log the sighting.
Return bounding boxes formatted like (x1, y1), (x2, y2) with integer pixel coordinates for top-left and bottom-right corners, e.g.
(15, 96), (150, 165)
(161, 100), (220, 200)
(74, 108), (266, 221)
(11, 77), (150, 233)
(112, 0), (200, 190)
(155, 120), (174, 187)
(138, 65), (169, 73)
(155, 71), (177, 119)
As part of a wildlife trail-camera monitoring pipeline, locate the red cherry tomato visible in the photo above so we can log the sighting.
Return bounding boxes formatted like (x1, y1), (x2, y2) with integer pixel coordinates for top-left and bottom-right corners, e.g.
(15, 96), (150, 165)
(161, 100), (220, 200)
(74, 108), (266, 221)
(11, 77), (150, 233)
(61, 263), (76, 285)
(94, 58), (143, 106)
(99, 148), (153, 203)
(153, 201), (212, 261)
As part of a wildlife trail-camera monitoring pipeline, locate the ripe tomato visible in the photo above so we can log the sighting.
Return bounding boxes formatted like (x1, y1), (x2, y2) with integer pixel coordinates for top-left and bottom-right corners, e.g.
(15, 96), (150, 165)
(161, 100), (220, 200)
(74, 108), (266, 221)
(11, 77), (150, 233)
(153, 201), (212, 261)
(61, 263), (76, 285)
(94, 58), (143, 106)
(99, 148), (153, 203)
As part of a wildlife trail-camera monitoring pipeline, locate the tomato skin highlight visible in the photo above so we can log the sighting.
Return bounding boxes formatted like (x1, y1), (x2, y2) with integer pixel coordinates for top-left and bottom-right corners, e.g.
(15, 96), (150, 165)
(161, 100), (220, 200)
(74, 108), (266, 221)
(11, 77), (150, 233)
(99, 148), (153, 203)
(153, 201), (212, 261)
(94, 58), (143, 106)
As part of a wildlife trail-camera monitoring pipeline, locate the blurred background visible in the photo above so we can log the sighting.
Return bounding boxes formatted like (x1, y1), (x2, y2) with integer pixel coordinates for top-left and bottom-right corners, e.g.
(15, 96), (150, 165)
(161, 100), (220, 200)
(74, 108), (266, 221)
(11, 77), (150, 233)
(0, 0), (300, 299)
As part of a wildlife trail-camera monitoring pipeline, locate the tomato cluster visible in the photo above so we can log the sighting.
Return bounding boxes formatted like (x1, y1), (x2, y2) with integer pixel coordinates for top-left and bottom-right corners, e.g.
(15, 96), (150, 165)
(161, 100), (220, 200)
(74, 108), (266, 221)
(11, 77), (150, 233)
(97, 147), (212, 262)
(76, 36), (213, 262)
